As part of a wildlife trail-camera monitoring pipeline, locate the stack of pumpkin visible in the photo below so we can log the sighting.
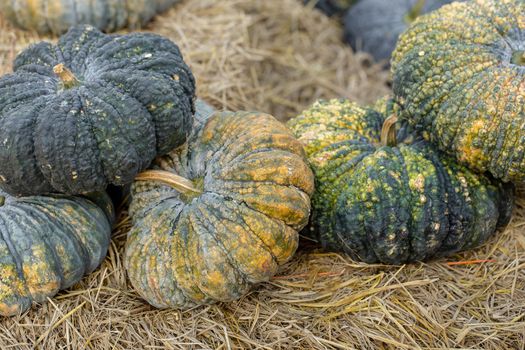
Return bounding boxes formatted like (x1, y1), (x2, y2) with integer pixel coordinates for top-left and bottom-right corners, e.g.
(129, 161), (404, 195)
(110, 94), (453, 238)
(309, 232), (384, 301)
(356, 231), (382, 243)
(0, 0), (522, 316)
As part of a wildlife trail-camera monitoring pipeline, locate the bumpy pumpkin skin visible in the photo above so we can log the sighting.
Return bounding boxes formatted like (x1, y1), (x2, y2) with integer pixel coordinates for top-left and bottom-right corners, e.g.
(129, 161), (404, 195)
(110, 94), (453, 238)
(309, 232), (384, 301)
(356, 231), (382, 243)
(288, 99), (513, 264)
(0, 190), (114, 316)
(125, 109), (314, 309)
(0, 25), (195, 196)
(1, 0), (180, 35)
(343, 0), (456, 62)
(392, 0), (525, 183)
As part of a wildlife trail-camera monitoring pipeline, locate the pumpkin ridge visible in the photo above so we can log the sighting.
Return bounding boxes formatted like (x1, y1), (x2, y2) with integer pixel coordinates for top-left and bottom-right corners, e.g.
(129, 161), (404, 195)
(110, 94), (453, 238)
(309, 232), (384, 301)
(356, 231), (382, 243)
(0, 214), (26, 285)
(190, 204), (252, 297)
(6, 204), (71, 289)
(14, 200), (89, 276)
(84, 80), (155, 169)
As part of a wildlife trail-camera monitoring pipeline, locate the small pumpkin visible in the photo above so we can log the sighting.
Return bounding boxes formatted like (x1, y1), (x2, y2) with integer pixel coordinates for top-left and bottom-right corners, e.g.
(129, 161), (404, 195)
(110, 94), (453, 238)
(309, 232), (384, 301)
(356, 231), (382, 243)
(288, 99), (513, 264)
(125, 107), (314, 309)
(305, 0), (356, 17)
(0, 190), (114, 316)
(344, 0), (456, 63)
(0, 0), (180, 35)
(392, 0), (525, 183)
(0, 25), (195, 196)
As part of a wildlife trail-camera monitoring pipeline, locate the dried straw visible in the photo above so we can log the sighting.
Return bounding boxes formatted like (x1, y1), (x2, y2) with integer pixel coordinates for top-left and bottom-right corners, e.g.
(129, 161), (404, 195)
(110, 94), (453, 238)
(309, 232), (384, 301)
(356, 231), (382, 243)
(0, 1), (523, 349)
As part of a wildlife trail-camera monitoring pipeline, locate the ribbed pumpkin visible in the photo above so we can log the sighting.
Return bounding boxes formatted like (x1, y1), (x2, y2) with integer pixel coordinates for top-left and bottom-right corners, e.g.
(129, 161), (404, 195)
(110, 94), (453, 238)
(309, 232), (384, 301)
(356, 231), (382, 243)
(125, 107), (314, 309)
(0, 0), (179, 35)
(305, 0), (356, 17)
(344, 0), (455, 62)
(392, 0), (525, 183)
(288, 99), (513, 264)
(0, 191), (114, 316)
(0, 25), (195, 196)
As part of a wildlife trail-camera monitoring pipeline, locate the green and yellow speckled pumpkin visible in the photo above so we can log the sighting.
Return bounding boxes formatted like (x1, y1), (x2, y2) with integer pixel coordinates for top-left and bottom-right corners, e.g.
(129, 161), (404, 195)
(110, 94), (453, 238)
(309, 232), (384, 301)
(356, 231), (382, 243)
(392, 0), (525, 183)
(0, 190), (114, 316)
(0, 0), (180, 35)
(125, 107), (314, 309)
(288, 99), (513, 264)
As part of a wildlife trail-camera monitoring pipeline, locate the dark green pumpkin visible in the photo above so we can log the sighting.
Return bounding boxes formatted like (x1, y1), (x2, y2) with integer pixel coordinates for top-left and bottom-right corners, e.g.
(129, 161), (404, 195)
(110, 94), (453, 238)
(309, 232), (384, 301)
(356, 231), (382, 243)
(125, 106), (314, 309)
(0, 0), (180, 35)
(0, 25), (195, 196)
(0, 190), (114, 316)
(392, 0), (525, 183)
(288, 99), (513, 264)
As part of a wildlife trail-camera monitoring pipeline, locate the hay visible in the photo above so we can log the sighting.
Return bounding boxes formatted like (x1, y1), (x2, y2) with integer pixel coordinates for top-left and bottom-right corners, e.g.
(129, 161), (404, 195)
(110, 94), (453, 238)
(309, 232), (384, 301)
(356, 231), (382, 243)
(0, 1), (524, 349)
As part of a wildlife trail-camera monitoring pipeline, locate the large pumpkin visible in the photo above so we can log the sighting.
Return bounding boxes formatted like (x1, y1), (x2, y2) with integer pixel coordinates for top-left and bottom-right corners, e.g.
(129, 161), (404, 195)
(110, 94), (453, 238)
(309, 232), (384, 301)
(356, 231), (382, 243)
(125, 107), (314, 309)
(0, 0), (180, 35)
(344, 0), (456, 62)
(0, 25), (195, 196)
(0, 190), (114, 316)
(392, 0), (525, 183)
(288, 99), (513, 264)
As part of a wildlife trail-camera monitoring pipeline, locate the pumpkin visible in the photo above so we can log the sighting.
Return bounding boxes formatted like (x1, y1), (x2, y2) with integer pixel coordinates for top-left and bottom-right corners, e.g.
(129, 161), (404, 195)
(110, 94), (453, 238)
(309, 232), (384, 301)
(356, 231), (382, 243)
(125, 107), (315, 309)
(0, 190), (114, 316)
(0, 0), (180, 35)
(344, 0), (456, 63)
(0, 25), (195, 196)
(392, 0), (525, 183)
(305, 0), (356, 17)
(287, 99), (514, 264)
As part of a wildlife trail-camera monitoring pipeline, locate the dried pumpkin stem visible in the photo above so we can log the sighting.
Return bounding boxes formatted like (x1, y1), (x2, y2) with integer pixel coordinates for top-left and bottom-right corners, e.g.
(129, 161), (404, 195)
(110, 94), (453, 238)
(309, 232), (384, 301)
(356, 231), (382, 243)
(380, 114), (398, 147)
(135, 170), (202, 196)
(53, 63), (80, 89)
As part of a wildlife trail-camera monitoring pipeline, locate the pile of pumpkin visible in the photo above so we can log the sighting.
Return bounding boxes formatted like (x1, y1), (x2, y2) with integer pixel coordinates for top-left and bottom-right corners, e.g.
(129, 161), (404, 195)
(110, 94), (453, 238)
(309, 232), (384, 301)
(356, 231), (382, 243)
(0, 0), (522, 316)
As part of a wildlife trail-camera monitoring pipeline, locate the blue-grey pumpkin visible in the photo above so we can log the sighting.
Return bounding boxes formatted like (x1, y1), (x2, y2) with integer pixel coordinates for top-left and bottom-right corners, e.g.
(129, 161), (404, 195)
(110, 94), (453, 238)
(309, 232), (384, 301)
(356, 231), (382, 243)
(343, 0), (457, 63)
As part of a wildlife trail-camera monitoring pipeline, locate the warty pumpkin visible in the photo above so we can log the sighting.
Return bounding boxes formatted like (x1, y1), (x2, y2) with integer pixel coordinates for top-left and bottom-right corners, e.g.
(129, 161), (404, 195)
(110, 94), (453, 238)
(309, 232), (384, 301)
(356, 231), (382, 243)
(344, 0), (456, 63)
(288, 99), (513, 264)
(125, 106), (315, 309)
(392, 0), (525, 183)
(0, 25), (195, 196)
(0, 191), (114, 316)
(0, 0), (180, 35)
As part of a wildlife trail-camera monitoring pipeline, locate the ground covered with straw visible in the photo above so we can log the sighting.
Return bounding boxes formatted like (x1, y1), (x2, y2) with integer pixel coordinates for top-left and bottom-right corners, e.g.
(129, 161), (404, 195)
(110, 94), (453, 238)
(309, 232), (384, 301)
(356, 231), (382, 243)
(0, 1), (524, 349)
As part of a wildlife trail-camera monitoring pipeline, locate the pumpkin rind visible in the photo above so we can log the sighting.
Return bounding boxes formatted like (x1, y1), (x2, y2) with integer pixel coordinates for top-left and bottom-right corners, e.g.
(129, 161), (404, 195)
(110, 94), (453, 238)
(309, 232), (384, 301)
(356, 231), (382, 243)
(0, 0), (180, 35)
(0, 25), (195, 196)
(392, 0), (525, 183)
(0, 190), (114, 316)
(125, 108), (314, 309)
(343, 0), (456, 62)
(288, 99), (513, 264)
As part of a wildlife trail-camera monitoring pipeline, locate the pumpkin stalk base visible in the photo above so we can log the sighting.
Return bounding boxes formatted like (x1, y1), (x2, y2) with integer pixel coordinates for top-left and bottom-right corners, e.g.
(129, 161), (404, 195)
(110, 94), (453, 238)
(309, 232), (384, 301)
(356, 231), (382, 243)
(135, 170), (203, 201)
(53, 64), (80, 89)
(381, 115), (399, 147)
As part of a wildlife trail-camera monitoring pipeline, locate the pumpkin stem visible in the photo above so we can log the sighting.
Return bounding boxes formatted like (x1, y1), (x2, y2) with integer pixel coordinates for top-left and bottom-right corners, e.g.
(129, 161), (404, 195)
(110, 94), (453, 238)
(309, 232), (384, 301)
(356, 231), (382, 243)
(0, 196), (4, 207)
(135, 170), (203, 197)
(381, 114), (398, 147)
(53, 63), (80, 89)
(405, 0), (426, 24)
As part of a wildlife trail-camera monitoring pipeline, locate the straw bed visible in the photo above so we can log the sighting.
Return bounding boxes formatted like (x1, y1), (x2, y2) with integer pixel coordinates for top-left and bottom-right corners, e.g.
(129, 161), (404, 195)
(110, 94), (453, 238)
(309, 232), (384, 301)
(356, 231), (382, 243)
(0, 0), (524, 349)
